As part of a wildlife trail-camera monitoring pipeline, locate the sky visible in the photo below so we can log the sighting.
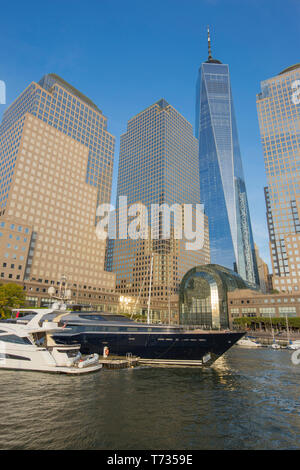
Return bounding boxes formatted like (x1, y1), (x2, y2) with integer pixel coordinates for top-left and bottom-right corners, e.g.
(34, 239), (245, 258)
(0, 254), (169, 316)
(0, 0), (299, 268)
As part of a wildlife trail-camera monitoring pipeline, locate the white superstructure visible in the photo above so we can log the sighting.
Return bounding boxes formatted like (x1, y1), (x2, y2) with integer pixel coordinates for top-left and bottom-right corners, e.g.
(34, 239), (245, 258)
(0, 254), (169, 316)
(0, 309), (101, 374)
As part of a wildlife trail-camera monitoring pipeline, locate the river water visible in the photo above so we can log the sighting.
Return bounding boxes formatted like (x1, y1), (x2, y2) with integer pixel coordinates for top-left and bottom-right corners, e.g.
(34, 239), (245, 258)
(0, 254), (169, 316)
(0, 347), (299, 450)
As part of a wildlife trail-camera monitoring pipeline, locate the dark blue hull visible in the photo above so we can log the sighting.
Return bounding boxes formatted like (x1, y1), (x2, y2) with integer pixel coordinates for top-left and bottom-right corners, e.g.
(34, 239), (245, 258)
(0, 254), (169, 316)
(54, 330), (244, 366)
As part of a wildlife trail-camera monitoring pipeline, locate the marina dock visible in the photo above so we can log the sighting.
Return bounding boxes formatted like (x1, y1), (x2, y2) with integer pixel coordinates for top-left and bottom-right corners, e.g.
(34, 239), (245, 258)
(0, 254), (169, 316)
(244, 331), (300, 348)
(98, 354), (140, 369)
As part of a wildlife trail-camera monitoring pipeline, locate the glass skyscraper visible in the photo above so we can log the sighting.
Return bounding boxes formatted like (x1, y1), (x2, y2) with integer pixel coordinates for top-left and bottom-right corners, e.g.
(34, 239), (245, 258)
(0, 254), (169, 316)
(257, 63), (300, 293)
(195, 30), (259, 285)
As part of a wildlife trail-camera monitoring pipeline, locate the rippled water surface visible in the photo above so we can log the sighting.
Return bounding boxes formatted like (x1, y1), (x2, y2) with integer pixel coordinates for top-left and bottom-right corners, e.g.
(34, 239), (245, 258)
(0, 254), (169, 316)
(0, 347), (299, 450)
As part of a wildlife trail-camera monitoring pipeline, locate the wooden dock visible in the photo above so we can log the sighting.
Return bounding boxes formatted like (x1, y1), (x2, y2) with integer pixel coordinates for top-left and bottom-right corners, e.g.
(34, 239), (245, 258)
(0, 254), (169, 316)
(98, 354), (140, 369)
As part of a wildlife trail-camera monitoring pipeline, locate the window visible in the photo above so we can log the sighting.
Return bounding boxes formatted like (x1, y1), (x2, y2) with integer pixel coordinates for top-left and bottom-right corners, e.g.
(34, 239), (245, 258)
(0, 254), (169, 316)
(0, 335), (32, 345)
(259, 307), (276, 314)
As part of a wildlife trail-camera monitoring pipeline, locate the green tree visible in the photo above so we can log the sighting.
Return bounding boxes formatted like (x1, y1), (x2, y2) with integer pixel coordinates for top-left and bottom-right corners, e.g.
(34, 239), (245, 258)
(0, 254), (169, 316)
(0, 283), (26, 319)
(233, 316), (300, 330)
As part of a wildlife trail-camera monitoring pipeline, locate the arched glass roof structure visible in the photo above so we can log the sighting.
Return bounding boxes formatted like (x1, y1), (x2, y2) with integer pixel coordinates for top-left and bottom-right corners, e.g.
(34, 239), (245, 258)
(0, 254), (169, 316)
(179, 264), (255, 329)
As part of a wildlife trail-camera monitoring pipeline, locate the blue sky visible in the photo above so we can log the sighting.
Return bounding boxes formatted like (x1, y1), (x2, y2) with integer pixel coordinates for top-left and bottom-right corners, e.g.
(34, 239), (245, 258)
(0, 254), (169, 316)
(0, 0), (299, 267)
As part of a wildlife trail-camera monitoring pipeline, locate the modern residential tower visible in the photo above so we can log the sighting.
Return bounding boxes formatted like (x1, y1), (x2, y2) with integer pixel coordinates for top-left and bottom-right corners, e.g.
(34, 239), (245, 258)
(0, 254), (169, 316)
(107, 99), (210, 310)
(195, 29), (259, 286)
(257, 63), (300, 293)
(0, 74), (116, 301)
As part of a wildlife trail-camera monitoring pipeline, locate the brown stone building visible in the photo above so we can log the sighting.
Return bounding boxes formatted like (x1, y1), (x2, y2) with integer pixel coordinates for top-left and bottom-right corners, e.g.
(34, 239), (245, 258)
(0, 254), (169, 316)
(0, 75), (115, 296)
(257, 64), (300, 294)
(254, 243), (273, 293)
(228, 288), (300, 327)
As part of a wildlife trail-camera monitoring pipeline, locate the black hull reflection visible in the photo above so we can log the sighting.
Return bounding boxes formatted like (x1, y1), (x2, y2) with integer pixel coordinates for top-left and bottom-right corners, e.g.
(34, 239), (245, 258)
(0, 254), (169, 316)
(54, 331), (244, 366)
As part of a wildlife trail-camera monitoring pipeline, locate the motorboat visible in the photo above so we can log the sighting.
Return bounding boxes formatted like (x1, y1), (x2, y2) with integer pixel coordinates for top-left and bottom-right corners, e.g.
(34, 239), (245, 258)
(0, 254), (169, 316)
(270, 341), (281, 349)
(0, 309), (101, 374)
(287, 339), (300, 350)
(236, 337), (262, 347)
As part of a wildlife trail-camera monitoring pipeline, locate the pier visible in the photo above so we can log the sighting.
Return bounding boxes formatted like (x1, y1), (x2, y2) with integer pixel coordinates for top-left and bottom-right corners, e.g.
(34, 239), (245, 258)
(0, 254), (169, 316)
(245, 331), (300, 348)
(98, 354), (140, 369)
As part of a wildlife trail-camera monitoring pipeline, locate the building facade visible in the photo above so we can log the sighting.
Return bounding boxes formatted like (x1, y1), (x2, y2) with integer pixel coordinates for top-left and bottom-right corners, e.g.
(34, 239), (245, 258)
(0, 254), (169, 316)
(107, 99), (210, 304)
(228, 289), (300, 326)
(254, 243), (272, 293)
(257, 64), (300, 293)
(195, 30), (259, 286)
(0, 74), (116, 295)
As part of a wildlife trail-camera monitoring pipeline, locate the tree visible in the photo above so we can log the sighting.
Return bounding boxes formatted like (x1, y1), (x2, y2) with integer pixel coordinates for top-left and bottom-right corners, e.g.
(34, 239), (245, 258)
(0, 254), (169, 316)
(233, 316), (300, 331)
(0, 283), (26, 319)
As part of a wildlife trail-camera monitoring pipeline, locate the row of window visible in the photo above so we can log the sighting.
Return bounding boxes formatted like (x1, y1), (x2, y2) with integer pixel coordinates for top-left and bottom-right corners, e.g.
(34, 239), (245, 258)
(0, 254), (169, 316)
(0, 221), (29, 233)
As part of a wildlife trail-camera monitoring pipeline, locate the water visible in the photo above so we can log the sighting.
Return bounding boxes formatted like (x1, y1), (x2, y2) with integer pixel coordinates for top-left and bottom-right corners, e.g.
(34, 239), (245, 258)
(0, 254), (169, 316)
(0, 347), (299, 450)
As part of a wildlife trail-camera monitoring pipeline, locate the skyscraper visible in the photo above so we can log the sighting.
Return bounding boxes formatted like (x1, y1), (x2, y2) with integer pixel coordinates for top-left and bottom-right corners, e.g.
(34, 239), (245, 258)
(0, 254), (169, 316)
(108, 99), (210, 306)
(0, 74), (116, 294)
(257, 64), (300, 293)
(195, 28), (259, 286)
(254, 243), (272, 293)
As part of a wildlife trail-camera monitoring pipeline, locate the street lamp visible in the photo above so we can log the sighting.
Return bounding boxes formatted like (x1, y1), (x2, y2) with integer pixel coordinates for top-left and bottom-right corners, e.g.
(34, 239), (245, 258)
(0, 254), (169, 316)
(47, 275), (72, 310)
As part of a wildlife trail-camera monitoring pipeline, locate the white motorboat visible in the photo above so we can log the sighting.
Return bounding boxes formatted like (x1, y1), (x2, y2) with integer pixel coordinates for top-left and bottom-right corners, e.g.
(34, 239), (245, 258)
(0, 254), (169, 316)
(236, 337), (262, 348)
(287, 339), (300, 350)
(270, 341), (281, 349)
(0, 309), (101, 374)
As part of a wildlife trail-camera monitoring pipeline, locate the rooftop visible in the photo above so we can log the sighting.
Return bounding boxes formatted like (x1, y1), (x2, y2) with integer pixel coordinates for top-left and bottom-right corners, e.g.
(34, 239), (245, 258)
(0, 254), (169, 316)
(40, 73), (102, 114)
(279, 63), (300, 75)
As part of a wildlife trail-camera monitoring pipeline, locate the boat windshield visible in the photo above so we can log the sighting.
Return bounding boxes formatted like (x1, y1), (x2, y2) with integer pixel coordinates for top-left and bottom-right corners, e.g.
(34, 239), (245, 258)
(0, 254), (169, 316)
(32, 332), (47, 347)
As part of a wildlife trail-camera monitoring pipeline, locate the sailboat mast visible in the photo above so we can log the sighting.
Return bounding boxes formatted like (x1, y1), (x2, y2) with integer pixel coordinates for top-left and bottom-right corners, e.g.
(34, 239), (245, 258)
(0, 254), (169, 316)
(147, 253), (153, 324)
(286, 313), (291, 344)
(269, 314), (274, 341)
(168, 254), (171, 325)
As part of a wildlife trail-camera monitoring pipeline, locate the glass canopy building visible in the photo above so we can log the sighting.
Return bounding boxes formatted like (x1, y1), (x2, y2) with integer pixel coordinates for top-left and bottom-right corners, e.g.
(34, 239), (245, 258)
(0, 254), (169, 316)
(179, 264), (254, 329)
(195, 30), (259, 286)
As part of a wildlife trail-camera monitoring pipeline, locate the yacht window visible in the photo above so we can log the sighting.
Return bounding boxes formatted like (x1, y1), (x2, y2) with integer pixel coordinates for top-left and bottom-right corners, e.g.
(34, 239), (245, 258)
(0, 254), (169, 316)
(0, 335), (32, 345)
(0, 353), (31, 361)
(32, 332), (46, 346)
(69, 325), (87, 333)
(57, 349), (79, 358)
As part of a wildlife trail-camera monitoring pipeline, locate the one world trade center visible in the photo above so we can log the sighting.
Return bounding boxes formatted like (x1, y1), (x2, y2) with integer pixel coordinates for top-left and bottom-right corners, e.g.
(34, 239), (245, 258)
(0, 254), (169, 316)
(195, 28), (259, 285)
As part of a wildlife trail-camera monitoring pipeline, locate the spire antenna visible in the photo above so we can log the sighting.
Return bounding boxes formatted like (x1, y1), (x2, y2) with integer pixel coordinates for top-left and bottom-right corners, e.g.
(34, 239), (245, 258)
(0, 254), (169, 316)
(207, 25), (212, 60)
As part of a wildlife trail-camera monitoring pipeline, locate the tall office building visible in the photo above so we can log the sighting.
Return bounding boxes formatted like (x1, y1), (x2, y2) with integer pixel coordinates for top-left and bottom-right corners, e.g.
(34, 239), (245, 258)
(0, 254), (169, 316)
(257, 64), (300, 293)
(254, 243), (272, 293)
(0, 74), (115, 293)
(195, 29), (259, 286)
(107, 99), (210, 303)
